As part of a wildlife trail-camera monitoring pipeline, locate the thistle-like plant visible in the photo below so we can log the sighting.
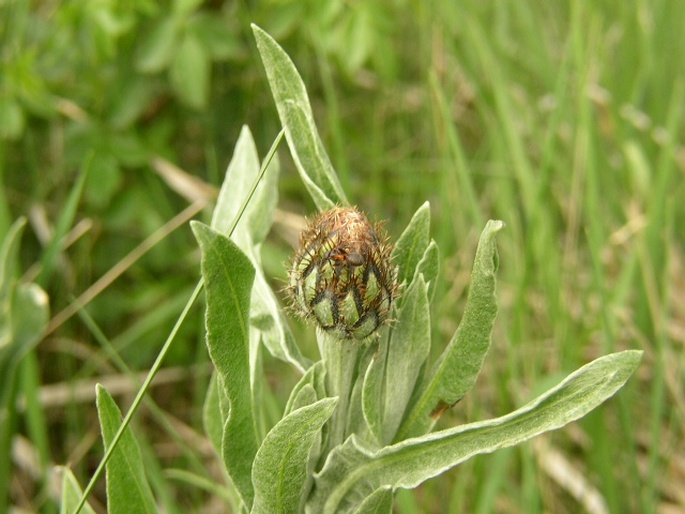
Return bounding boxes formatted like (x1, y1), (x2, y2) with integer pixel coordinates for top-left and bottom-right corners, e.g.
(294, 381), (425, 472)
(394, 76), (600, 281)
(67, 25), (642, 514)
(185, 26), (642, 514)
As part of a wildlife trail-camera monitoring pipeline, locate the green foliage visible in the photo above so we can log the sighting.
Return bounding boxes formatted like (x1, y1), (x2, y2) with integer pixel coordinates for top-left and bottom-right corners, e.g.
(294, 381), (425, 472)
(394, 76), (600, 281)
(251, 398), (337, 513)
(192, 222), (259, 509)
(396, 219), (502, 441)
(183, 27), (640, 513)
(96, 385), (157, 514)
(315, 351), (642, 513)
(0, 219), (49, 513)
(59, 467), (96, 514)
(3, 2), (680, 513)
(211, 126), (307, 372)
(253, 25), (349, 210)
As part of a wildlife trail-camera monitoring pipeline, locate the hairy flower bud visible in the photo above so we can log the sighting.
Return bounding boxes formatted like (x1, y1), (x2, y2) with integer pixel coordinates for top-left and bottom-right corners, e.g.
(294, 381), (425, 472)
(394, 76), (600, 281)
(287, 207), (397, 340)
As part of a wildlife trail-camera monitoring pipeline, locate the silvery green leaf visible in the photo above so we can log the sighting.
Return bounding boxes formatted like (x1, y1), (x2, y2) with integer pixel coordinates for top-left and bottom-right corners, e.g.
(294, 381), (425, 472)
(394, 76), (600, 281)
(289, 384), (319, 414)
(381, 275), (431, 444)
(346, 341), (381, 442)
(211, 126), (308, 373)
(96, 385), (156, 514)
(362, 275), (431, 445)
(346, 368), (369, 443)
(352, 486), (393, 514)
(396, 220), (503, 440)
(211, 125), (276, 247)
(285, 361), (326, 416)
(315, 350), (642, 514)
(202, 373), (223, 454)
(361, 334), (386, 444)
(249, 268), (309, 373)
(391, 202), (431, 289)
(251, 398), (338, 514)
(414, 240), (439, 301)
(192, 221), (259, 508)
(252, 24), (348, 211)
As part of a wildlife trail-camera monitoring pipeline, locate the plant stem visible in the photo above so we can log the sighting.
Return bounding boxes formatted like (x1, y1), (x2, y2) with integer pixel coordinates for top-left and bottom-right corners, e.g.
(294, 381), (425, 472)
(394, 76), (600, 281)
(319, 329), (360, 451)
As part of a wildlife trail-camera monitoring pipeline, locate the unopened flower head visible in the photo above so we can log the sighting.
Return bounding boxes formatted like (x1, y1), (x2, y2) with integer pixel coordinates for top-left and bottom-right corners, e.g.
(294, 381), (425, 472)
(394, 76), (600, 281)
(288, 207), (397, 340)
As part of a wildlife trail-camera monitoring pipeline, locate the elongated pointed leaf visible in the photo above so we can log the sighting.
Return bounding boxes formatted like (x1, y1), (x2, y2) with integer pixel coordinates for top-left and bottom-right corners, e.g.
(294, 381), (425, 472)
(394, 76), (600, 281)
(353, 487), (393, 514)
(414, 240), (439, 301)
(361, 335), (386, 444)
(252, 398), (338, 514)
(96, 385), (156, 514)
(212, 126), (307, 372)
(211, 125), (276, 246)
(316, 350), (642, 513)
(250, 269), (308, 373)
(381, 275), (431, 444)
(37, 162), (89, 286)
(252, 24), (348, 210)
(59, 467), (95, 514)
(362, 275), (431, 445)
(59, 467), (96, 514)
(396, 220), (503, 440)
(192, 221), (259, 508)
(391, 202), (431, 289)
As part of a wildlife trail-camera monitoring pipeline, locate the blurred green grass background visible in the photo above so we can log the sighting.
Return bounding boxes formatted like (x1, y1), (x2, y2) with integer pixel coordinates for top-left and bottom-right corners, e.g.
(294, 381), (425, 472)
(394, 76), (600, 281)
(2, 1), (683, 512)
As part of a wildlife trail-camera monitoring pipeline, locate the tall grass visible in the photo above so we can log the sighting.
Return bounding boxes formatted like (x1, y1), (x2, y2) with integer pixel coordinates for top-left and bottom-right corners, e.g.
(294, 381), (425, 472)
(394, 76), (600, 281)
(1, 0), (682, 512)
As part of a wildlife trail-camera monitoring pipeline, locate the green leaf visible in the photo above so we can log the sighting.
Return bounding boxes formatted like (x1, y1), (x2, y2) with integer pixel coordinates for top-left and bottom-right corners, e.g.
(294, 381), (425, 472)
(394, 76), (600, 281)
(362, 276), (431, 445)
(187, 13), (245, 61)
(109, 76), (158, 128)
(361, 336), (386, 444)
(414, 240), (439, 301)
(202, 373), (223, 454)
(346, 344), (378, 440)
(170, 32), (210, 109)
(212, 126), (308, 372)
(0, 219), (49, 414)
(37, 159), (90, 286)
(173, 0), (202, 17)
(59, 467), (96, 514)
(284, 360), (326, 416)
(252, 24), (348, 211)
(136, 16), (179, 73)
(192, 222), (259, 508)
(353, 487), (393, 514)
(1, 218), (26, 310)
(396, 220), (503, 440)
(211, 126), (276, 245)
(391, 202), (431, 289)
(0, 96), (25, 140)
(381, 275), (431, 444)
(96, 385), (156, 514)
(316, 350), (643, 513)
(251, 398), (337, 514)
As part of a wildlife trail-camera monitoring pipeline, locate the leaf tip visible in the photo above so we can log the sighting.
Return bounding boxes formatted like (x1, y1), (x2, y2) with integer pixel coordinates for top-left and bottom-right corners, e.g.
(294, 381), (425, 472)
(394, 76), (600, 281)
(486, 219), (505, 232)
(190, 220), (210, 240)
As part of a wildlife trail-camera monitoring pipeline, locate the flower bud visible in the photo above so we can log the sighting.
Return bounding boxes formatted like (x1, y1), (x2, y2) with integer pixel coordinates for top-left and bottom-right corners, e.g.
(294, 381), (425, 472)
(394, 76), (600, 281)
(287, 207), (397, 340)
